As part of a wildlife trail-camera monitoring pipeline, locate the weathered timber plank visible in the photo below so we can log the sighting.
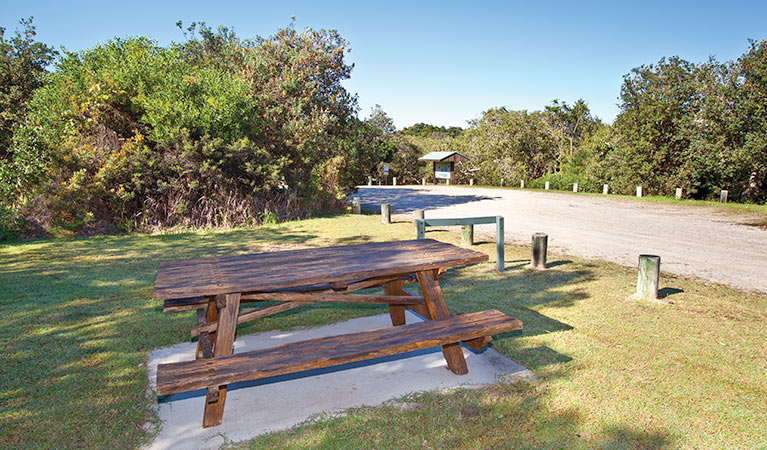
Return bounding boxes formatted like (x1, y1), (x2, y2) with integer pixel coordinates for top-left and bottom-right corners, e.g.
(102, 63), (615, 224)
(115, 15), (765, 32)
(402, 287), (432, 319)
(202, 293), (240, 428)
(164, 296), (209, 312)
(191, 302), (303, 337)
(164, 274), (418, 313)
(156, 310), (522, 396)
(154, 239), (487, 301)
(239, 292), (425, 305)
(417, 269), (468, 375)
(383, 280), (406, 326)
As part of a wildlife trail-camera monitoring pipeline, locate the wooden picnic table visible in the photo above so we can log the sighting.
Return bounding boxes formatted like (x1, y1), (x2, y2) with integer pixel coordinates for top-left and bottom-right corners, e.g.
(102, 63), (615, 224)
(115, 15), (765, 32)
(153, 239), (522, 428)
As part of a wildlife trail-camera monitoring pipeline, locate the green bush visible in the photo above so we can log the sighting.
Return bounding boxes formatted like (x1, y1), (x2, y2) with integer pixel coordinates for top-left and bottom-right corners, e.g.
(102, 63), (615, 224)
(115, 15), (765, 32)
(4, 24), (376, 235)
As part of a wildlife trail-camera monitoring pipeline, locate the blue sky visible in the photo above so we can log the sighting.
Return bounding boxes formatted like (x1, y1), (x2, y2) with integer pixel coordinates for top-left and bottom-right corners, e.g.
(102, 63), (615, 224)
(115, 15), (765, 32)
(2, 0), (766, 128)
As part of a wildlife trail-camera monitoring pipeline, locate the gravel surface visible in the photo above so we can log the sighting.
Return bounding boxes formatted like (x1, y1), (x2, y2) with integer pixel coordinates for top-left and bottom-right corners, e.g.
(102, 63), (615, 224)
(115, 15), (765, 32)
(353, 185), (767, 293)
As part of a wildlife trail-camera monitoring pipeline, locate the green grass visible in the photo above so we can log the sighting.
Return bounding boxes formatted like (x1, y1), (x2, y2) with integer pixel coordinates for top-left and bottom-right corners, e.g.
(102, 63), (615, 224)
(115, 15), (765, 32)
(2, 214), (766, 449)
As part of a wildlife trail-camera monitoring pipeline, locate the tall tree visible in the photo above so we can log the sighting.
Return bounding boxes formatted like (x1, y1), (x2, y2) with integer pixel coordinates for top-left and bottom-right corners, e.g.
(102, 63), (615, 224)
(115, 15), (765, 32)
(545, 98), (598, 170)
(613, 56), (700, 194)
(0, 18), (57, 158)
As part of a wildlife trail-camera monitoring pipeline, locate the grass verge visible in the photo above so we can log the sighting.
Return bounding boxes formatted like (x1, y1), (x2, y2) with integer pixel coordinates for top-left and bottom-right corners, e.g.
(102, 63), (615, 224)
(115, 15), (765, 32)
(1, 214), (766, 449)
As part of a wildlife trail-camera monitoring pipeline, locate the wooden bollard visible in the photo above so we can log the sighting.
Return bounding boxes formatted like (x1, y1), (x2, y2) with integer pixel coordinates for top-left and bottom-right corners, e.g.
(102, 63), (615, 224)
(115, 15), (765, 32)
(352, 198), (361, 214)
(446, 179), (450, 186)
(636, 186), (643, 197)
(636, 254), (660, 300)
(520, 180), (525, 188)
(461, 224), (474, 246)
(531, 233), (548, 270)
(720, 190), (728, 203)
(675, 187), (682, 200)
(545, 181), (550, 190)
(469, 178), (474, 186)
(500, 178), (504, 186)
(573, 183), (578, 193)
(381, 204), (390, 224)
(603, 184), (609, 195)
(393, 177), (397, 186)
(368, 176), (372, 186)
(422, 178), (426, 186)
(414, 209), (424, 221)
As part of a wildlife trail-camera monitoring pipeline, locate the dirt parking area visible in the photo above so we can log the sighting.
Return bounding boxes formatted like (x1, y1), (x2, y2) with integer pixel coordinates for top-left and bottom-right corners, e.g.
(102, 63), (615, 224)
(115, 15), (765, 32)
(353, 185), (767, 293)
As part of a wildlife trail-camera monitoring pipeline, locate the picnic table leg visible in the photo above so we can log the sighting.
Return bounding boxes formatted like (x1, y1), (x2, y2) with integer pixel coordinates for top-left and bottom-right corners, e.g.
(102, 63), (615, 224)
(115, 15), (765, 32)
(383, 279), (406, 326)
(202, 293), (241, 428)
(416, 269), (469, 375)
(196, 297), (218, 359)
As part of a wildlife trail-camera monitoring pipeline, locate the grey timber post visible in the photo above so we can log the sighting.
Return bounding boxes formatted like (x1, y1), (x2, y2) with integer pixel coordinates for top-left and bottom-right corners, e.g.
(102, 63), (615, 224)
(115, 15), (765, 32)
(520, 180), (525, 188)
(414, 209), (424, 221)
(446, 179), (450, 186)
(469, 178), (474, 186)
(675, 188), (682, 200)
(720, 190), (729, 203)
(368, 176), (372, 186)
(636, 186), (643, 197)
(603, 184), (609, 195)
(415, 219), (425, 239)
(381, 204), (391, 224)
(500, 178), (504, 186)
(636, 254), (661, 300)
(545, 181), (550, 190)
(393, 177), (397, 186)
(461, 224), (474, 246)
(352, 198), (361, 214)
(422, 178), (426, 186)
(496, 216), (504, 272)
(531, 232), (548, 270)
(573, 183), (578, 193)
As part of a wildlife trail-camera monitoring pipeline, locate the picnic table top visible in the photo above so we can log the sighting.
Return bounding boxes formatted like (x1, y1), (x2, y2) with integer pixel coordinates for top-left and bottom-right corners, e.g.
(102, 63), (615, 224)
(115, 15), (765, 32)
(153, 239), (488, 301)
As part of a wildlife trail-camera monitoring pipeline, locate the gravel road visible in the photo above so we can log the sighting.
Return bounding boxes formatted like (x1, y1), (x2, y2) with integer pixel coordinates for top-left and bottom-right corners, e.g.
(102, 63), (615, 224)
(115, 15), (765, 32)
(353, 185), (767, 293)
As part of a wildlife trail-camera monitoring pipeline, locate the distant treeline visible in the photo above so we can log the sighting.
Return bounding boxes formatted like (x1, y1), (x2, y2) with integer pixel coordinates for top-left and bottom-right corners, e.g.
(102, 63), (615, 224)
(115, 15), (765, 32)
(1, 18), (765, 239)
(385, 41), (767, 204)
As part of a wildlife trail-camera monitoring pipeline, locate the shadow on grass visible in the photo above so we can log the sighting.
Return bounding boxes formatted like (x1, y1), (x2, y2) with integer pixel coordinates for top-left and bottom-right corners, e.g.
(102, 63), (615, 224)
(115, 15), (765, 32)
(659, 287), (684, 298)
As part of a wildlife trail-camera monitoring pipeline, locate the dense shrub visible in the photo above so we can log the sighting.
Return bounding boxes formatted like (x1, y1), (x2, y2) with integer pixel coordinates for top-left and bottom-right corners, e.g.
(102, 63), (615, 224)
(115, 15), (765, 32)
(4, 24), (378, 236)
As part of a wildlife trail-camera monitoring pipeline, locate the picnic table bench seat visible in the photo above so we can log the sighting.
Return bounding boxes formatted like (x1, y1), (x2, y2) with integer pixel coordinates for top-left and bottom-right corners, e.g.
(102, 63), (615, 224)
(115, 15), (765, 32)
(156, 309), (522, 396)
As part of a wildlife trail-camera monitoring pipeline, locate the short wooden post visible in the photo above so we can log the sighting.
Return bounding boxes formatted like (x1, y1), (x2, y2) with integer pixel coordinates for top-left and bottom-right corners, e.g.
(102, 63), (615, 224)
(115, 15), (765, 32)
(352, 198), (361, 214)
(636, 186), (643, 197)
(573, 183), (578, 193)
(495, 216), (504, 272)
(545, 181), (550, 190)
(422, 178), (426, 186)
(446, 179), (450, 186)
(720, 190), (728, 203)
(393, 177), (397, 186)
(603, 184), (609, 195)
(500, 178), (504, 186)
(531, 232), (548, 270)
(381, 204), (390, 224)
(675, 188), (682, 200)
(636, 254), (660, 300)
(368, 176), (372, 186)
(415, 219), (425, 239)
(461, 224), (474, 246)
(469, 178), (474, 186)
(414, 209), (424, 221)
(520, 180), (525, 188)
